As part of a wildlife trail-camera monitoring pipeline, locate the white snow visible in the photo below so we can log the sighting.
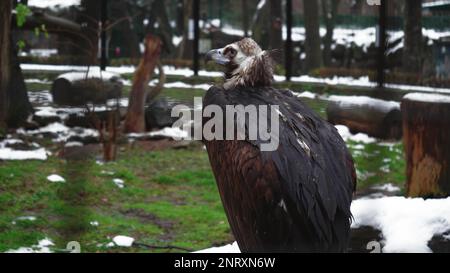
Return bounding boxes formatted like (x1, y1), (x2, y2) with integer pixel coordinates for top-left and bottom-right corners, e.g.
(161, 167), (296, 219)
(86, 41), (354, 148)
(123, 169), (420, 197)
(20, 122), (99, 143)
(295, 91), (317, 99)
(33, 122), (70, 134)
(0, 144), (48, 161)
(195, 242), (241, 253)
(12, 216), (37, 225)
(328, 95), (400, 111)
(403, 93), (450, 103)
(20, 64), (223, 78)
(371, 183), (401, 193)
(351, 197), (450, 253)
(57, 71), (120, 82)
(163, 81), (211, 91)
(335, 125), (377, 144)
(198, 197), (450, 253)
(128, 127), (188, 140)
(65, 141), (83, 147)
(28, 0), (80, 9)
(25, 79), (51, 85)
(29, 49), (58, 58)
(112, 178), (125, 189)
(21, 65), (450, 96)
(5, 238), (54, 253)
(47, 174), (66, 183)
(112, 235), (134, 247)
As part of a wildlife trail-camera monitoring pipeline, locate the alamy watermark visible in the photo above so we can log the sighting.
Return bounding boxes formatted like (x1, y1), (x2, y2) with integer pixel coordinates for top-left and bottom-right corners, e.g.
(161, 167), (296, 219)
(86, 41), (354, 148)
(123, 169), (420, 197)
(171, 97), (280, 152)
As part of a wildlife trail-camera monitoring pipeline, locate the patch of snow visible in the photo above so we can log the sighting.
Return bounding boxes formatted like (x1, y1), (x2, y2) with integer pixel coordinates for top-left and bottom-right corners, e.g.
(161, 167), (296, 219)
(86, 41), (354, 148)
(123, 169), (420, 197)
(28, 0), (80, 9)
(65, 141), (83, 147)
(329, 95), (400, 109)
(172, 36), (183, 46)
(163, 81), (211, 91)
(295, 91), (317, 99)
(335, 125), (377, 144)
(128, 127), (188, 140)
(0, 147), (48, 161)
(372, 183), (401, 192)
(29, 49), (58, 58)
(47, 174), (66, 183)
(112, 178), (125, 189)
(25, 79), (51, 84)
(403, 93), (450, 103)
(351, 196), (450, 253)
(195, 242), (241, 253)
(20, 122), (99, 143)
(35, 122), (70, 134)
(5, 238), (54, 253)
(12, 216), (37, 224)
(21, 64), (450, 95)
(112, 235), (134, 247)
(57, 71), (120, 82)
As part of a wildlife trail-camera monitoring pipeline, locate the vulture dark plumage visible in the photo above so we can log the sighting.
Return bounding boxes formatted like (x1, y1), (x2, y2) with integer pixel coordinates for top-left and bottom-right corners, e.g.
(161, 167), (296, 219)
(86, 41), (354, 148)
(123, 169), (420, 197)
(203, 38), (356, 253)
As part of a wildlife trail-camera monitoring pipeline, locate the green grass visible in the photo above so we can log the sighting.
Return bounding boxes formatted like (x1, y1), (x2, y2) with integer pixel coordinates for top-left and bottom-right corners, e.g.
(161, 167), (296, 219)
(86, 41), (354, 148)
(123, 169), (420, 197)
(347, 141), (406, 191)
(0, 144), (232, 253)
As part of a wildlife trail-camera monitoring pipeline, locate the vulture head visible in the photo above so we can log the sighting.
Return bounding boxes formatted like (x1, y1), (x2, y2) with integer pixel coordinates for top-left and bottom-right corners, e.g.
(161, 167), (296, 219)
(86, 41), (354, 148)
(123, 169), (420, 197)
(205, 38), (275, 90)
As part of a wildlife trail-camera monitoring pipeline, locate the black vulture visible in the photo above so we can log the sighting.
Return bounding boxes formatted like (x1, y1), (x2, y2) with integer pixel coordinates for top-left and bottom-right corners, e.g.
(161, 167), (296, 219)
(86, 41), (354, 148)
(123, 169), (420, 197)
(203, 38), (356, 252)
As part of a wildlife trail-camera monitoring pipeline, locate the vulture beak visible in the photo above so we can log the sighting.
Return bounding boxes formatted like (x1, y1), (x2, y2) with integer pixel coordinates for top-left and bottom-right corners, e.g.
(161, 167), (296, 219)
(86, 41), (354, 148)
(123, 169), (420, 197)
(205, 49), (230, 65)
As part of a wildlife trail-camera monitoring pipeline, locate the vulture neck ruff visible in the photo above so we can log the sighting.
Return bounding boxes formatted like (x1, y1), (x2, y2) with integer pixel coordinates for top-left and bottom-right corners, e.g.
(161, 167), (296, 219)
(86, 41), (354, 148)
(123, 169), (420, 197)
(223, 51), (274, 90)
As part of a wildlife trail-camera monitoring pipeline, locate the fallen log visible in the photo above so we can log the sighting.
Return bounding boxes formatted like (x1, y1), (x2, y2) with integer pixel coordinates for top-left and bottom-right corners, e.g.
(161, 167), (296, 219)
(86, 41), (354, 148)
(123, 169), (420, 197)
(326, 95), (402, 140)
(401, 93), (450, 197)
(51, 71), (123, 106)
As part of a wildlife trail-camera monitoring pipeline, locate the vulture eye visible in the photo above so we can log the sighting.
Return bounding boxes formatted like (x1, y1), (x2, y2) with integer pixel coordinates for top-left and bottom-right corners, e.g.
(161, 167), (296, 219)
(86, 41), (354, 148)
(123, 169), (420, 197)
(225, 47), (237, 58)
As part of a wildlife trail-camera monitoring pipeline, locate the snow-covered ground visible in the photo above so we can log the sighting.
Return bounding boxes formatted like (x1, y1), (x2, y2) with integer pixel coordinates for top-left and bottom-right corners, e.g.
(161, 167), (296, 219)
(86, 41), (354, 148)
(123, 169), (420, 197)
(5, 238), (54, 253)
(197, 196), (450, 253)
(0, 138), (49, 161)
(21, 64), (450, 95)
(28, 0), (80, 9)
(335, 125), (377, 144)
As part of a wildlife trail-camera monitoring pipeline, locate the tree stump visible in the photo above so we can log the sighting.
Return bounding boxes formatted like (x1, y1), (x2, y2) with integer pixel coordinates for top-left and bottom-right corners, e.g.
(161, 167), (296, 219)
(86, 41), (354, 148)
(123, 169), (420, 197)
(327, 95), (402, 139)
(401, 93), (450, 197)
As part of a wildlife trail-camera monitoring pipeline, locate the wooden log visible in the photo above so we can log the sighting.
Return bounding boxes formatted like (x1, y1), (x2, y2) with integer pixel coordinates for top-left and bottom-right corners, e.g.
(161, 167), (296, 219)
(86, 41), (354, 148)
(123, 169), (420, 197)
(401, 93), (450, 197)
(51, 71), (123, 106)
(124, 35), (162, 133)
(326, 95), (402, 140)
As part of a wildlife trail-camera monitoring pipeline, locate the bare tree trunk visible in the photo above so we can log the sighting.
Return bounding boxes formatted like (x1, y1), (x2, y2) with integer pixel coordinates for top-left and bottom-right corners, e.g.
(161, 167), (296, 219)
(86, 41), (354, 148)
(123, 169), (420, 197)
(403, 0), (422, 73)
(0, 0), (12, 131)
(79, 0), (101, 64)
(251, 0), (270, 49)
(303, 0), (323, 72)
(251, 0), (283, 50)
(1, 0), (32, 129)
(175, 0), (184, 36)
(124, 35), (162, 133)
(109, 0), (140, 59)
(178, 0), (193, 59)
(322, 0), (340, 66)
(8, 44), (33, 127)
(242, 0), (249, 37)
(350, 0), (364, 15)
(268, 0), (282, 50)
(150, 0), (175, 54)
